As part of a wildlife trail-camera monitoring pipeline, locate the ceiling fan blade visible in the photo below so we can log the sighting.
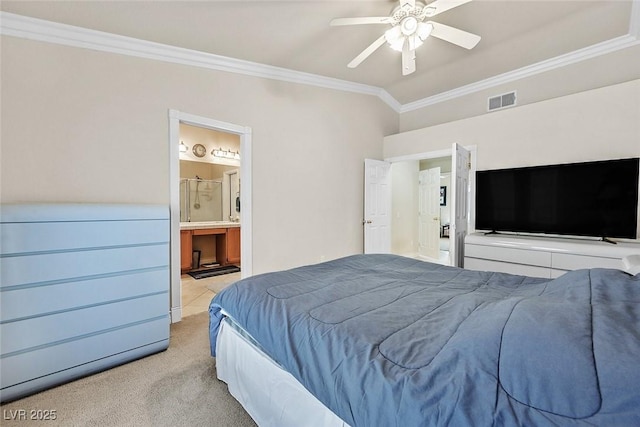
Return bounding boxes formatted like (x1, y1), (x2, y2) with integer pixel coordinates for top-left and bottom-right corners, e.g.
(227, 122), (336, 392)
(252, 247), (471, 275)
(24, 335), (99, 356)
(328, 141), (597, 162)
(402, 41), (416, 76)
(330, 17), (392, 26)
(348, 35), (387, 68)
(428, 21), (481, 49)
(422, 0), (473, 18)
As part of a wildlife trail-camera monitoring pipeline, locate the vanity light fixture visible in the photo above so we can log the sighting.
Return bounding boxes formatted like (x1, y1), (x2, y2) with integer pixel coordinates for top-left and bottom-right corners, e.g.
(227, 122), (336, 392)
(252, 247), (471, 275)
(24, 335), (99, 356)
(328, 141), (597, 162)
(212, 147), (240, 161)
(179, 141), (189, 153)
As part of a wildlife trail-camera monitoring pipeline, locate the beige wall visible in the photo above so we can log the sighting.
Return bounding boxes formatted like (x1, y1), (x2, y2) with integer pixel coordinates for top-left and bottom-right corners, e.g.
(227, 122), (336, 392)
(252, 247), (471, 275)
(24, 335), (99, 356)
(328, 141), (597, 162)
(385, 79), (640, 171)
(1, 36), (398, 273)
(420, 157), (451, 173)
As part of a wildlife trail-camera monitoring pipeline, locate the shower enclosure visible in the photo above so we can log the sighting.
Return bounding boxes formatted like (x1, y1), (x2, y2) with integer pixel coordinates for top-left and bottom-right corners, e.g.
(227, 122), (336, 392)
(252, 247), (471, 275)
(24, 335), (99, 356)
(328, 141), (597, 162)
(180, 178), (223, 222)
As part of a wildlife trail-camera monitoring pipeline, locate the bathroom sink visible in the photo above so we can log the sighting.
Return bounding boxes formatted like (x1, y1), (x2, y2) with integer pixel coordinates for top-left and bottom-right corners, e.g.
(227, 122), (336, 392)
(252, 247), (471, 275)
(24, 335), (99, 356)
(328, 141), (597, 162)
(180, 221), (240, 230)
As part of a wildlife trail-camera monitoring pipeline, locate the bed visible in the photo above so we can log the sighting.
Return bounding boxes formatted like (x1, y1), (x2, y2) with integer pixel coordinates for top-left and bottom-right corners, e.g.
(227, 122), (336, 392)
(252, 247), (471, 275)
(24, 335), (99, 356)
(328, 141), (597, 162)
(208, 254), (640, 426)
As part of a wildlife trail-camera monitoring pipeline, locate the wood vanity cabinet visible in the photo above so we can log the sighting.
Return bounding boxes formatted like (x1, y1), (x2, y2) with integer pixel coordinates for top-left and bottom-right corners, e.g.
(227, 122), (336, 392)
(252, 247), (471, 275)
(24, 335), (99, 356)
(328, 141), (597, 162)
(181, 226), (240, 272)
(226, 227), (241, 264)
(180, 230), (193, 272)
(214, 227), (241, 265)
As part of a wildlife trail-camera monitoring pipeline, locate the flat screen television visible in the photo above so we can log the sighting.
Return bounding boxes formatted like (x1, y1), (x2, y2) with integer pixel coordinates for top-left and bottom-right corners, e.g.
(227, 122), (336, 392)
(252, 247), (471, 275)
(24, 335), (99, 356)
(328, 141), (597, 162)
(475, 158), (639, 239)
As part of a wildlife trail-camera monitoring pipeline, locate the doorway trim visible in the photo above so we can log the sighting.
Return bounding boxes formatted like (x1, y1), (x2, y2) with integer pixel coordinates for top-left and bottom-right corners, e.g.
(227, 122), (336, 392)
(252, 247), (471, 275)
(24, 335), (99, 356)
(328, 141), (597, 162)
(168, 109), (252, 323)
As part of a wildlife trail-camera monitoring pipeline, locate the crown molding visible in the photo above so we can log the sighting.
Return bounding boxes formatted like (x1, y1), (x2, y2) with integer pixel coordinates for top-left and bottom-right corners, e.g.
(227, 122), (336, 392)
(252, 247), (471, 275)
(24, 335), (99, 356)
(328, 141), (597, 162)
(1, 9), (637, 116)
(0, 12), (402, 113)
(400, 33), (640, 113)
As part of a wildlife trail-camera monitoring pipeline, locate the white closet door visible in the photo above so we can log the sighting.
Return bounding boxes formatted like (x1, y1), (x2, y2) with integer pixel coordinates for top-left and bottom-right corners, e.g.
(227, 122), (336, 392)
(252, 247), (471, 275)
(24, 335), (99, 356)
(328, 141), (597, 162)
(364, 159), (391, 254)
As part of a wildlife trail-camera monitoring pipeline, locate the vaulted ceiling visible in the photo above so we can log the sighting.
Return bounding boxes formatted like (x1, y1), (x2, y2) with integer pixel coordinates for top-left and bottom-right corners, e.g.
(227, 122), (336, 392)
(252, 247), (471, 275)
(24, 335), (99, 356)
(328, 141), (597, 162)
(1, 1), (637, 106)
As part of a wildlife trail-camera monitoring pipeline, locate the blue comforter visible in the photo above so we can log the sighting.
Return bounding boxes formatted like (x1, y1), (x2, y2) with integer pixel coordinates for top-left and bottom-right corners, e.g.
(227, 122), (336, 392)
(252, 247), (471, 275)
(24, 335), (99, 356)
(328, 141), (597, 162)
(209, 254), (640, 427)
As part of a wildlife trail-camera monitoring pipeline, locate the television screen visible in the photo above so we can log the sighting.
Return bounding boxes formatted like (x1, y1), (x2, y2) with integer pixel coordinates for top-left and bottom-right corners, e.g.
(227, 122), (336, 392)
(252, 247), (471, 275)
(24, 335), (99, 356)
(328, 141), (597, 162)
(475, 158), (639, 239)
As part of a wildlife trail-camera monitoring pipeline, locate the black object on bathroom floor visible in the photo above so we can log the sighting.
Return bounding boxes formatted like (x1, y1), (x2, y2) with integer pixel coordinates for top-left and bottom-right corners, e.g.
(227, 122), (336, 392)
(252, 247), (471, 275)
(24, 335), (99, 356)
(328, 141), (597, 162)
(188, 265), (240, 280)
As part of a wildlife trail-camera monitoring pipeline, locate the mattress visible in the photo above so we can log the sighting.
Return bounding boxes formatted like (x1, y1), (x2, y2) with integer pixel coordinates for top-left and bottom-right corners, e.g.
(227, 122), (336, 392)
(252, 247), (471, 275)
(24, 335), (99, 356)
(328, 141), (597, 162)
(209, 254), (640, 427)
(216, 318), (349, 427)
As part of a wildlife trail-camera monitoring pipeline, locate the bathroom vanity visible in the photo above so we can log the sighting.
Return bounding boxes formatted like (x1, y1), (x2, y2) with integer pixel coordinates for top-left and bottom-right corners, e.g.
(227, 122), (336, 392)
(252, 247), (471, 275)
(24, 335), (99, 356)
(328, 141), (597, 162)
(180, 222), (240, 272)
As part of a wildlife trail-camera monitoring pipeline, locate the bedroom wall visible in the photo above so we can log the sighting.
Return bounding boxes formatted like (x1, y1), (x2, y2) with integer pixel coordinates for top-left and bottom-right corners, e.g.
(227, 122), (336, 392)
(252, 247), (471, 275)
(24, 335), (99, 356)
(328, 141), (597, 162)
(0, 36), (398, 274)
(384, 79), (640, 238)
(385, 79), (640, 170)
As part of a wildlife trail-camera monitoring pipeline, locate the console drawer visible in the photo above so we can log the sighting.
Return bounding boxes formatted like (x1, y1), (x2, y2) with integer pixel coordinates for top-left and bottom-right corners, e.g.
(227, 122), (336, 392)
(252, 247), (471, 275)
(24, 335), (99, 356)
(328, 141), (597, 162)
(552, 253), (622, 271)
(465, 244), (551, 268)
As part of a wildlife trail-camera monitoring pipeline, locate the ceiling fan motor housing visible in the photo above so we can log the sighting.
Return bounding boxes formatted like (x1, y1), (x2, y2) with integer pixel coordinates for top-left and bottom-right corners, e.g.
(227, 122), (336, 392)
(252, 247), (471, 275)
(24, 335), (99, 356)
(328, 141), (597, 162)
(391, 1), (427, 25)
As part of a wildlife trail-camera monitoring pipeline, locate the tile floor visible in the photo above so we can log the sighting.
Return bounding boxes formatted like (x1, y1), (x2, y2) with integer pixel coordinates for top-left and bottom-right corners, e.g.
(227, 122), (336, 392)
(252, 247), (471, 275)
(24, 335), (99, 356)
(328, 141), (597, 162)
(181, 271), (242, 318)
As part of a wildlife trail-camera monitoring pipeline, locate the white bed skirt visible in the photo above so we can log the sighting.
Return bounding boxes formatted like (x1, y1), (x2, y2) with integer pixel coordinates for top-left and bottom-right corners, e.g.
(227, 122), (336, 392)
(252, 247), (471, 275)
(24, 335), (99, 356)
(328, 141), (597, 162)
(216, 319), (350, 427)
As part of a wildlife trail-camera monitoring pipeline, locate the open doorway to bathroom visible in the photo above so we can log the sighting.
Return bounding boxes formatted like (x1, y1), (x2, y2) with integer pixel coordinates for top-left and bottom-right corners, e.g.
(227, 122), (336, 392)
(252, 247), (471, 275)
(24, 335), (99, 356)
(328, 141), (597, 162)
(179, 123), (242, 318)
(168, 110), (252, 323)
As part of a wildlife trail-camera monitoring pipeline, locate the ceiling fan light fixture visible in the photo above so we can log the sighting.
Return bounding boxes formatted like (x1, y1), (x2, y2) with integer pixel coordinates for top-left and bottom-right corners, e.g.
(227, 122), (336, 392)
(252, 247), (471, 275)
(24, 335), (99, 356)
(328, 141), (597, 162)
(417, 22), (434, 40)
(384, 26), (405, 51)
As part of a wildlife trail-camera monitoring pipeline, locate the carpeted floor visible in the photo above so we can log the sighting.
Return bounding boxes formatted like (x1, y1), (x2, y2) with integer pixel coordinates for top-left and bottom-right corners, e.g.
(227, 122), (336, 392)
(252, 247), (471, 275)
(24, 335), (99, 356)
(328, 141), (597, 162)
(0, 312), (257, 427)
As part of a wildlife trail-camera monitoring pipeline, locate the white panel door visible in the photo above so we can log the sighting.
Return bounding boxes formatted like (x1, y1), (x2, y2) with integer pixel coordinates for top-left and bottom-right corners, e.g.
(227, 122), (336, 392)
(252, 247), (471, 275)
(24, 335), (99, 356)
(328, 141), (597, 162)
(450, 143), (470, 267)
(364, 159), (391, 254)
(418, 168), (441, 259)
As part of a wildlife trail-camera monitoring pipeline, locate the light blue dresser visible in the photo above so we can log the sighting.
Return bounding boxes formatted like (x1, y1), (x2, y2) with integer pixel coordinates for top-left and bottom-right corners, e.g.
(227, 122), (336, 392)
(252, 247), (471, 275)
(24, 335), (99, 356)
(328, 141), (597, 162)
(0, 204), (170, 402)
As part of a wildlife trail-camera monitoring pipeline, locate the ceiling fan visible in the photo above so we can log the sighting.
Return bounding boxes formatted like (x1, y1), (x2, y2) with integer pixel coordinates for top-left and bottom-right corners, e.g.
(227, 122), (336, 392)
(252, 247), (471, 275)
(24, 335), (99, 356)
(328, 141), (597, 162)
(330, 0), (481, 76)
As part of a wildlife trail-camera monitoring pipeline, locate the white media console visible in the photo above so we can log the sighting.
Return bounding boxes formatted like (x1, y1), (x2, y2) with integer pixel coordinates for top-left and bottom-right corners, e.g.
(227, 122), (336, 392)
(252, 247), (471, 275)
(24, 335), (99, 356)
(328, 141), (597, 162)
(464, 232), (640, 278)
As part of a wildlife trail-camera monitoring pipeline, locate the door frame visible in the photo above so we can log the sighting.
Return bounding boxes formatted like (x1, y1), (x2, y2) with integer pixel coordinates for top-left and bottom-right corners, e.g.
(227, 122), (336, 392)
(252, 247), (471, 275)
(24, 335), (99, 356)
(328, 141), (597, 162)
(385, 145), (478, 259)
(168, 109), (252, 323)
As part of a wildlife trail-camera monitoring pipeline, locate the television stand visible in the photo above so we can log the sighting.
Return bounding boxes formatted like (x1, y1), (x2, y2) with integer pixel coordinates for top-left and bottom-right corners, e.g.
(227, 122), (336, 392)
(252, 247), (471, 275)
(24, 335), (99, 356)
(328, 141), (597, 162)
(600, 237), (617, 245)
(464, 233), (640, 278)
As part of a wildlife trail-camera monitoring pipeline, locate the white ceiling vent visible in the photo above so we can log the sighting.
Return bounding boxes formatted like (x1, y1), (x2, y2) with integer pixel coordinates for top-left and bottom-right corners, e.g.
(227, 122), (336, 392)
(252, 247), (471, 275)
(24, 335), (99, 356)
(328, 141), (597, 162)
(488, 91), (517, 111)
